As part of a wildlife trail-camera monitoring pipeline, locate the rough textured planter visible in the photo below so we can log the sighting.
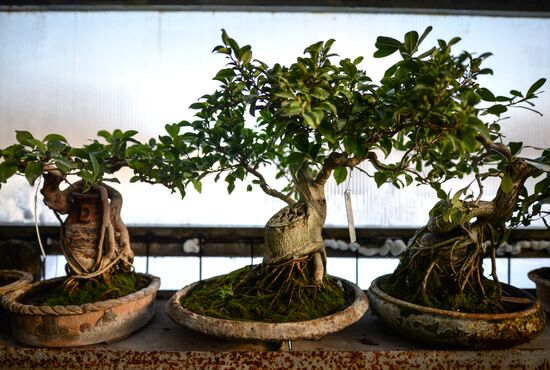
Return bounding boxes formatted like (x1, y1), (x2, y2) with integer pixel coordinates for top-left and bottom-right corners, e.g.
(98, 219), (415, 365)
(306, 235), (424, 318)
(1, 273), (160, 347)
(368, 275), (546, 349)
(528, 267), (550, 313)
(0, 269), (33, 296)
(166, 275), (368, 341)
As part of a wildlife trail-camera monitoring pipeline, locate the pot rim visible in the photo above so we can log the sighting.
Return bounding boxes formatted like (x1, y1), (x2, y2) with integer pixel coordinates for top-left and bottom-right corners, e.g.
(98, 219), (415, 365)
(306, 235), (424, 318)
(0, 269), (33, 295)
(370, 274), (541, 320)
(166, 274), (368, 341)
(1, 272), (160, 316)
(528, 267), (550, 288)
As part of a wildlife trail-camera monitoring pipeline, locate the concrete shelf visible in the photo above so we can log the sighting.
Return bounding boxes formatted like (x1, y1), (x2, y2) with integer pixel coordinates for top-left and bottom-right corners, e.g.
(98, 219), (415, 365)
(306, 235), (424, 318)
(1, 299), (549, 369)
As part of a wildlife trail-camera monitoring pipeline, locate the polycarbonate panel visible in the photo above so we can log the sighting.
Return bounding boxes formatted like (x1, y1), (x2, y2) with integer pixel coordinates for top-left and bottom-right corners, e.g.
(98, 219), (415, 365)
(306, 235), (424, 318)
(1, 11), (549, 227)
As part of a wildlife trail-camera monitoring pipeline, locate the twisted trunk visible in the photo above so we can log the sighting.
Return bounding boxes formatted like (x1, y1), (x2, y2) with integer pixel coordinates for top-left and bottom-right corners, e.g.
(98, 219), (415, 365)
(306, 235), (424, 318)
(40, 170), (134, 283)
(264, 166), (327, 284)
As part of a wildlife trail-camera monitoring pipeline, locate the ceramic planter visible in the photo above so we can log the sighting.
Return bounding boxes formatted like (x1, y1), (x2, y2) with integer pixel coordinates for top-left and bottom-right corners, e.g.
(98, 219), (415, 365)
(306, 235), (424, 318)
(1, 273), (160, 347)
(368, 274), (546, 349)
(0, 269), (33, 296)
(166, 275), (368, 341)
(528, 267), (550, 313)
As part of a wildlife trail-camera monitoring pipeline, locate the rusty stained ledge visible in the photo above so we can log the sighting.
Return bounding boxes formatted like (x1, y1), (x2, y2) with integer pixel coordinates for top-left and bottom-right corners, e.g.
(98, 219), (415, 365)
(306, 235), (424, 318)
(0, 300), (549, 369)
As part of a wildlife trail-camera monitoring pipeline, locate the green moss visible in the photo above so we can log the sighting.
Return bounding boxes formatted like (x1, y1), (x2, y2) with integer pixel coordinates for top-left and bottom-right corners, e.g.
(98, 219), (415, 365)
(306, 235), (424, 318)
(181, 261), (349, 323)
(380, 273), (504, 313)
(38, 272), (148, 306)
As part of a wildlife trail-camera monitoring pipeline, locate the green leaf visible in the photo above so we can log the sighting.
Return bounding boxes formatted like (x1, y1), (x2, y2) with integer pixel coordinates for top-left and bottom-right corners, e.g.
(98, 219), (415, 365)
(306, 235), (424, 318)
(526, 78), (546, 97)
(0, 160), (18, 183)
(15, 130), (34, 145)
(487, 104), (507, 116)
(374, 36), (401, 58)
(509, 90), (523, 98)
(478, 88), (495, 102)
(89, 152), (100, 180)
(24, 162), (43, 185)
(213, 68), (236, 82)
(403, 30), (419, 55)
(333, 167), (347, 185)
(417, 26), (433, 47)
(240, 49), (252, 64)
(165, 123), (180, 138)
(374, 172), (388, 187)
(43, 133), (67, 143)
(192, 179), (202, 193)
(500, 172), (513, 193)
(54, 158), (73, 173)
(509, 142), (523, 156)
(286, 152), (306, 165)
(294, 133), (309, 153)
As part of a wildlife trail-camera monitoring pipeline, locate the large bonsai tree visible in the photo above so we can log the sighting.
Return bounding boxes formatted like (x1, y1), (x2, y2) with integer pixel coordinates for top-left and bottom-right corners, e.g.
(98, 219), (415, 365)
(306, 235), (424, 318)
(121, 28), (547, 319)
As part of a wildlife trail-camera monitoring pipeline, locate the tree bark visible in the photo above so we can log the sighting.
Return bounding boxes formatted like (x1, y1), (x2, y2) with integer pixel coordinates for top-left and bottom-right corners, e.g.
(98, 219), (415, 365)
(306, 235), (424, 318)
(264, 166), (327, 284)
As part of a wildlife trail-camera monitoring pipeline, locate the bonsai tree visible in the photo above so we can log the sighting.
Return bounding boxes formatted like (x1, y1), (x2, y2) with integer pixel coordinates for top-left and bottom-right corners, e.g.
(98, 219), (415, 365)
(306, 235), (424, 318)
(366, 33), (550, 313)
(0, 130), (146, 302)
(123, 28), (544, 321)
(382, 115), (550, 313)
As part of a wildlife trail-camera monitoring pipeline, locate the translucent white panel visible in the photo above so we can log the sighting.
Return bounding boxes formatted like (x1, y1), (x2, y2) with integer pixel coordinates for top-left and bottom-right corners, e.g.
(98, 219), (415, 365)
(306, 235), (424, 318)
(510, 258), (550, 289)
(357, 258), (400, 289)
(326, 257), (357, 284)
(200, 256), (251, 280)
(0, 12), (549, 227)
(482, 257), (509, 285)
(138, 256), (200, 290)
(44, 255), (67, 279)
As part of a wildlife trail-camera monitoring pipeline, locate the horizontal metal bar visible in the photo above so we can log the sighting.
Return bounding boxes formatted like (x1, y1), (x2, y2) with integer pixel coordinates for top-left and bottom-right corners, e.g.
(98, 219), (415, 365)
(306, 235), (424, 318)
(0, 1), (549, 18)
(1, 225), (548, 258)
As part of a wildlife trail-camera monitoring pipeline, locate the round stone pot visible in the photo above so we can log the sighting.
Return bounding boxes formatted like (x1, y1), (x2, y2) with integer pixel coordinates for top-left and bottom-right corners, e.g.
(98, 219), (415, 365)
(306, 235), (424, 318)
(1, 273), (160, 347)
(166, 275), (368, 341)
(528, 267), (550, 313)
(367, 275), (546, 349)
(0, 269), (33, 296)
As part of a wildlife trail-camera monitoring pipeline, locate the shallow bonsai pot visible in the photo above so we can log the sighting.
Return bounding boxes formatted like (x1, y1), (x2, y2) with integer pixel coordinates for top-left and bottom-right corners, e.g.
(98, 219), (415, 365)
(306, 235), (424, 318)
(1, 273), (160, 347)
(528, 267), (550, 313)
(0, 269), (33, 296)
(368, 274), (546, 349)
(166, 275), (368, 341)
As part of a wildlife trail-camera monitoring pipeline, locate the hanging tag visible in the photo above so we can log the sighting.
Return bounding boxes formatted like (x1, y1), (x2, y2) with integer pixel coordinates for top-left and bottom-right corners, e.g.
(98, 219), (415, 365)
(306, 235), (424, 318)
(344, 189), (357, 244)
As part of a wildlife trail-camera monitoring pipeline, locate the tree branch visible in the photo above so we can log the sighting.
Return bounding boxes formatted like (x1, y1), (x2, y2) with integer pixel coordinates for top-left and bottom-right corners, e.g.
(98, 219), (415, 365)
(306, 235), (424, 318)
(314, 152), (367, 186)
(245, 164), (295, 205)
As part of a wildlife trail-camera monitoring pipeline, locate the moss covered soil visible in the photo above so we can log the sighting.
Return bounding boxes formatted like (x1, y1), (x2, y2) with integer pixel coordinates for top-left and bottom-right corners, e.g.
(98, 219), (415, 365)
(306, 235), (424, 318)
(37, 271), (148, 306)
(180, 263), (350, 323)
(380, 274), (506, 314)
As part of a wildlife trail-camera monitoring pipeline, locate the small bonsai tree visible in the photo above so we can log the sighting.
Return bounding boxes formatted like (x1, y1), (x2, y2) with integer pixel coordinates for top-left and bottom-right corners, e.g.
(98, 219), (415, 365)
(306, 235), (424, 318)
(0, 130), (146, 302)
(382, 119), (550, 313)
(123, 28), (544, 321)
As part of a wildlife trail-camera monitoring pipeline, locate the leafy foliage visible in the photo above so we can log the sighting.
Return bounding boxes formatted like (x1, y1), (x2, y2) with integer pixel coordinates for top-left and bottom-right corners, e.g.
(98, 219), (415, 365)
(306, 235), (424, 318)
(1, 27), (548, 232)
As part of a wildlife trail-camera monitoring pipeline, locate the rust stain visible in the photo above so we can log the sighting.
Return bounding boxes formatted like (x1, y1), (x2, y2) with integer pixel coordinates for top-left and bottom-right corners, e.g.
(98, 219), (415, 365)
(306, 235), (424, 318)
(0, 348), (549, 369)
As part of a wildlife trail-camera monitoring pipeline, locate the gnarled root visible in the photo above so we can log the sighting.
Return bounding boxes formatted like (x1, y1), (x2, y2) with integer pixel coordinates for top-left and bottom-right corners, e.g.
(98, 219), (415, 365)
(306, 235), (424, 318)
(382, 224), (503, 313)
(41, 170), (134, 289)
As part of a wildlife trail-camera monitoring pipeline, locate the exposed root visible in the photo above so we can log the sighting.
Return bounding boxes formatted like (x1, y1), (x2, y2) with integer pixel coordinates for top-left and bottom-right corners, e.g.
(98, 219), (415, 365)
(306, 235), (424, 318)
(381, 224), (504, 313)
(181, 256), (348, 322)
(40, 170), (134, 291)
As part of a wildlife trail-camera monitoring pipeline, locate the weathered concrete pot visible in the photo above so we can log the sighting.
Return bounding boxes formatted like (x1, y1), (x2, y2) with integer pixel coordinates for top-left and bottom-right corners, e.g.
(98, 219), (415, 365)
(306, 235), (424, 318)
(0, 269), (33, 296)
(166, 275), (368, 341)
(1, 273), (160, 347)
(528, 267), (550, 313)
(368, 275), (546, 349)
